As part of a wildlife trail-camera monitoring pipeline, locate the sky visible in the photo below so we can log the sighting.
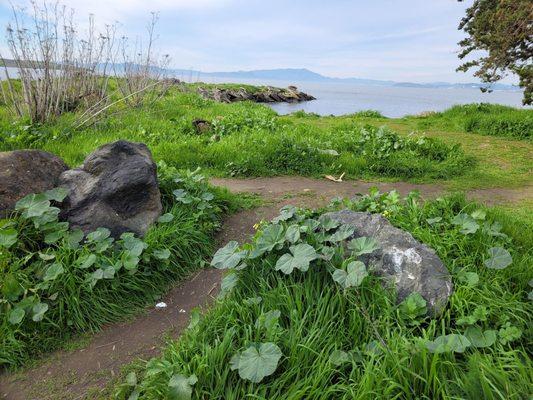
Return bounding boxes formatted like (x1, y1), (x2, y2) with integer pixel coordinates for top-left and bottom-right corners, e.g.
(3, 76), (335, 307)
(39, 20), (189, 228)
(0, 0), (518, 84)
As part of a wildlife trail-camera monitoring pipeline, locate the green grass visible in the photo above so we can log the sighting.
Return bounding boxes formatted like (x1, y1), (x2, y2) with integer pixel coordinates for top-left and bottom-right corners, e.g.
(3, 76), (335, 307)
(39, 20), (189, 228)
(0, 165), (246, 370)
(408, 104), (533, 140)
(113, 192), (532, 400)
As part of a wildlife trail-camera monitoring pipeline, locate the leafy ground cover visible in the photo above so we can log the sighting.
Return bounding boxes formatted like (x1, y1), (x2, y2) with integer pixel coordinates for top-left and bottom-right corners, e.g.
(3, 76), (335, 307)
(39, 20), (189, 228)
(0, 164), (247, 369)
(114, 190), (532, 400)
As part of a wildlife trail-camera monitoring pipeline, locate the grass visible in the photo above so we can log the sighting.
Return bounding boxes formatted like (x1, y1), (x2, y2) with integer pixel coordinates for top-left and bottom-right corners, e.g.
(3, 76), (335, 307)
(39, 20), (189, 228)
(0, 164), (247, 370)
(408, 104), (533, 140)
(113, 192), (532, 399)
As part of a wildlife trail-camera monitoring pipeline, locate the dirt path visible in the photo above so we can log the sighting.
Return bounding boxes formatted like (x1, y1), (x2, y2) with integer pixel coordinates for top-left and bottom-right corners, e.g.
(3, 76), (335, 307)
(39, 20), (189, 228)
(1, 177), (531, 400)
(211, 176), (533, 207)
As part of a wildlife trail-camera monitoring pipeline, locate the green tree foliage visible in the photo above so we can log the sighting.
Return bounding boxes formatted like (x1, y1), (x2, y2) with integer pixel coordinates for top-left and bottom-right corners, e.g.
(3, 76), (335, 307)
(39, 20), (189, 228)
(457, 0), (533, 104)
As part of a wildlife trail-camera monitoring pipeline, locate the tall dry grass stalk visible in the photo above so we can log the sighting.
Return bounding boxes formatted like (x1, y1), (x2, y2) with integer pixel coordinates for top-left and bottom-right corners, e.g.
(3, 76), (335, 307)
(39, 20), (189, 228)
(0, 1), (172, 127)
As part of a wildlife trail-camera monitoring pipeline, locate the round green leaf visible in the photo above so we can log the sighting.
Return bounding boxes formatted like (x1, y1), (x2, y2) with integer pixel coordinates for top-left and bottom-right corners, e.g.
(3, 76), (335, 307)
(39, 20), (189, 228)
(157, 213), (174, 223)
(32, 302), (49, 322)
(464, 326), (497, 348)
(484, 247), (512, 270)
(9, 308), (25, 325)
(168, 374), (197, 400)
(43, 263), (64, 282)
(230, 342), (282, 383)
(211, 241), (247, 269)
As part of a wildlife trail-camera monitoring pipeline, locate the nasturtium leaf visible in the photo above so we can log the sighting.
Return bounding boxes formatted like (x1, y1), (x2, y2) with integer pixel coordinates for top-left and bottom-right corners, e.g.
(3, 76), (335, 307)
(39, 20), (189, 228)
(126, 371), (137, 386)
(87, 227), (111, 243)
(123, 254), (140, 271)
(332, 261), (368, 289)
(2, 274), (24, 301)
(457, 271), (479, 287)
(77, 253), (97, 269)
(168, 374), (197, 400)
(318, 215), (341, 231)
(471, 209), (486, 220)
(320, 246), (336, 261)
(220, 271), (238, 297)
(153, 249), (171, 260)
(230, 342), (282, 383)
(329, 350), (351, 366)
(255, 310), (281, 332)
(328, 225), (356, 242)
(275, 243), (318, 274)
(0, 227), (18, 248)
(121, 233), (146, 257)
(425, 334), (471, 354)
(484, 247), (512, 270)
(426, 217), (442, 225)
(347, 236), (380, 256)
(482, 221), (507, 238)
(9, 308), (25, 325)
(272, 205), (297, 223)
(243, 296), (262, 306)
(44, 187), (69, 202)
(285, 224), (300, 244)
(94, 237), (114, 253)
(399, 292), (427, 323)
(201, 191), (214, 201)
(66, 229), (84, 249)
(43, 263), (64, 282)
(173, 189), (191, 203)
(452, 213), (479, 234)
(44, 230), (65, 244)
(364, 341), (384, 356)
(128, 388), (140, 400)
(15, 193), (51, 218)
(464, 327), (497, 348)
(300, 219), (320, 233)
(102, 265), (115, 279)
(249, 224), (285, 258)
(157, 213), (174, 223)
(211, 241), (247, 269)
(32, 302), (49, 322)
(457, 305), (488, 326)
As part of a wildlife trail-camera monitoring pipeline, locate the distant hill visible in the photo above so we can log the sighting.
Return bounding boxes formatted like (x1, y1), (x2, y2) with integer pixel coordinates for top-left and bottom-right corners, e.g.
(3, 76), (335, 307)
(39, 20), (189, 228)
(171, 67), (519, 91)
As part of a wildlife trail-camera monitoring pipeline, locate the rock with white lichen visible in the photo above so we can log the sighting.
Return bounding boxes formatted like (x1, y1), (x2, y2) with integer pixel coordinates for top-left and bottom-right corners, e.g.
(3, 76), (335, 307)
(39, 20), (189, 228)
(324, 209), (453, 315)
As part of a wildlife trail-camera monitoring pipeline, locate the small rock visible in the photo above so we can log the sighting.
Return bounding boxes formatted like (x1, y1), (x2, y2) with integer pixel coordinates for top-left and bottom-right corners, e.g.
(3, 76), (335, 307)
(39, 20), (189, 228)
(0, 150), (68, 214)
(325, 210), (453, 315)
(59, 140), (162, 238)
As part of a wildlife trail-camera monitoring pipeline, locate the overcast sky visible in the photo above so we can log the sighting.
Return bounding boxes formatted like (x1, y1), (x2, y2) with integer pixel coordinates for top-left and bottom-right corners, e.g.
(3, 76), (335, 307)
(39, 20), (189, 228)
(0, 0), (517, 83)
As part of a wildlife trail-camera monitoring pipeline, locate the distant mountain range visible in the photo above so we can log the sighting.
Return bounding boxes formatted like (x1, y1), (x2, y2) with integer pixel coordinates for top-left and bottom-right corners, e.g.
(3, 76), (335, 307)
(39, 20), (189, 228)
(171, 67), (520, 91)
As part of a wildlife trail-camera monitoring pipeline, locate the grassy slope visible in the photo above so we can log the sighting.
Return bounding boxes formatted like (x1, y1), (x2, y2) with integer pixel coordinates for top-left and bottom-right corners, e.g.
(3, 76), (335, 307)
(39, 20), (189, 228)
(114, 194), (533, 400)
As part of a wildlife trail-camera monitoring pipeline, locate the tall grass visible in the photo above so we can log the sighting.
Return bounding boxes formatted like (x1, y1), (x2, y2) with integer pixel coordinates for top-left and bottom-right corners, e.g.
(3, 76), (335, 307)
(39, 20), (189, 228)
(0, 165), (242, 369)
(115, 193), (532, 399)
(413, 103), (533, 140)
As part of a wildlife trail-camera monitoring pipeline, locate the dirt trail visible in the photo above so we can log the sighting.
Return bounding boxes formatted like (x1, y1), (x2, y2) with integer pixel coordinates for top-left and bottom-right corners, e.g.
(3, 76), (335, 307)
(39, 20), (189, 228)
(1, 177), (531, 400)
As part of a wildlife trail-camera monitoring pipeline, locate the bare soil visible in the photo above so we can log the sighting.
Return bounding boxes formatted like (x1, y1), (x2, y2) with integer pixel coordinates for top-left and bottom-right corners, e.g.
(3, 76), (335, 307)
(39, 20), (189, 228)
(1, 176), (531, 399)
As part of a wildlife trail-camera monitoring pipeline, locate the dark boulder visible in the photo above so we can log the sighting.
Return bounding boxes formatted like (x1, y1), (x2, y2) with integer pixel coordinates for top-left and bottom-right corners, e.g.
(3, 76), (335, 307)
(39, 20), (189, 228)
(192, 119), (212, 134)
(59, 140), (162, 238)
(325, 210), (453, 315)
(0, 150), (68, 213)
(197, 85), (315, 104)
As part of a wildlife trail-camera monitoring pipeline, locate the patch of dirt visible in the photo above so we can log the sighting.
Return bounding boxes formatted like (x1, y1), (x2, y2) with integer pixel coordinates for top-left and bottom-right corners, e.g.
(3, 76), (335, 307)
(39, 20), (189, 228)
(1, 176), (530, 400)
(211, 176), (533, 206)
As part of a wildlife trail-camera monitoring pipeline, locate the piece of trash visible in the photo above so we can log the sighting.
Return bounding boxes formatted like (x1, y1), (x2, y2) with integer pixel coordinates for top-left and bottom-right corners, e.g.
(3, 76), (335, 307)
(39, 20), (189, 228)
(325, 172), (345, 182)
(303, 188), (310, 192)
(179, 309), (186, 313)
(155, 302), (167, 308)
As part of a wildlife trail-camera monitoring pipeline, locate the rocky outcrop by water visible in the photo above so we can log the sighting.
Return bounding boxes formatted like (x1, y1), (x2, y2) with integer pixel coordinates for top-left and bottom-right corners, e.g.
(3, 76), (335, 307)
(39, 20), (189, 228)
(197, 85), (315, 104)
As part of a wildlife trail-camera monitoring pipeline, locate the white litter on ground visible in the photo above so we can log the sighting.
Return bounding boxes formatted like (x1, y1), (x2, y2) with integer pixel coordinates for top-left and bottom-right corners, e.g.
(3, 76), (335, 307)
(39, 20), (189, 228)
(155, 302), (167, 308)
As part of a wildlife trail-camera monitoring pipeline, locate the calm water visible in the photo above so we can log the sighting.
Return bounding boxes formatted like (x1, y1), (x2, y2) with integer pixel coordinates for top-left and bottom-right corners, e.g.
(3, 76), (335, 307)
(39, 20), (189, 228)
(202, 76), (527, 118)
(2, 67), (528, 118)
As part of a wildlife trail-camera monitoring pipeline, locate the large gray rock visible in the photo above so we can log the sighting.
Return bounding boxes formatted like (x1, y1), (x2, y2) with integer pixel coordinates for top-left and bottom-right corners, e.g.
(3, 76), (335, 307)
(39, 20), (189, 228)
(59, 140), (162, 238)
(325, 210), (452, 315)
(0, 150), (68, 213)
